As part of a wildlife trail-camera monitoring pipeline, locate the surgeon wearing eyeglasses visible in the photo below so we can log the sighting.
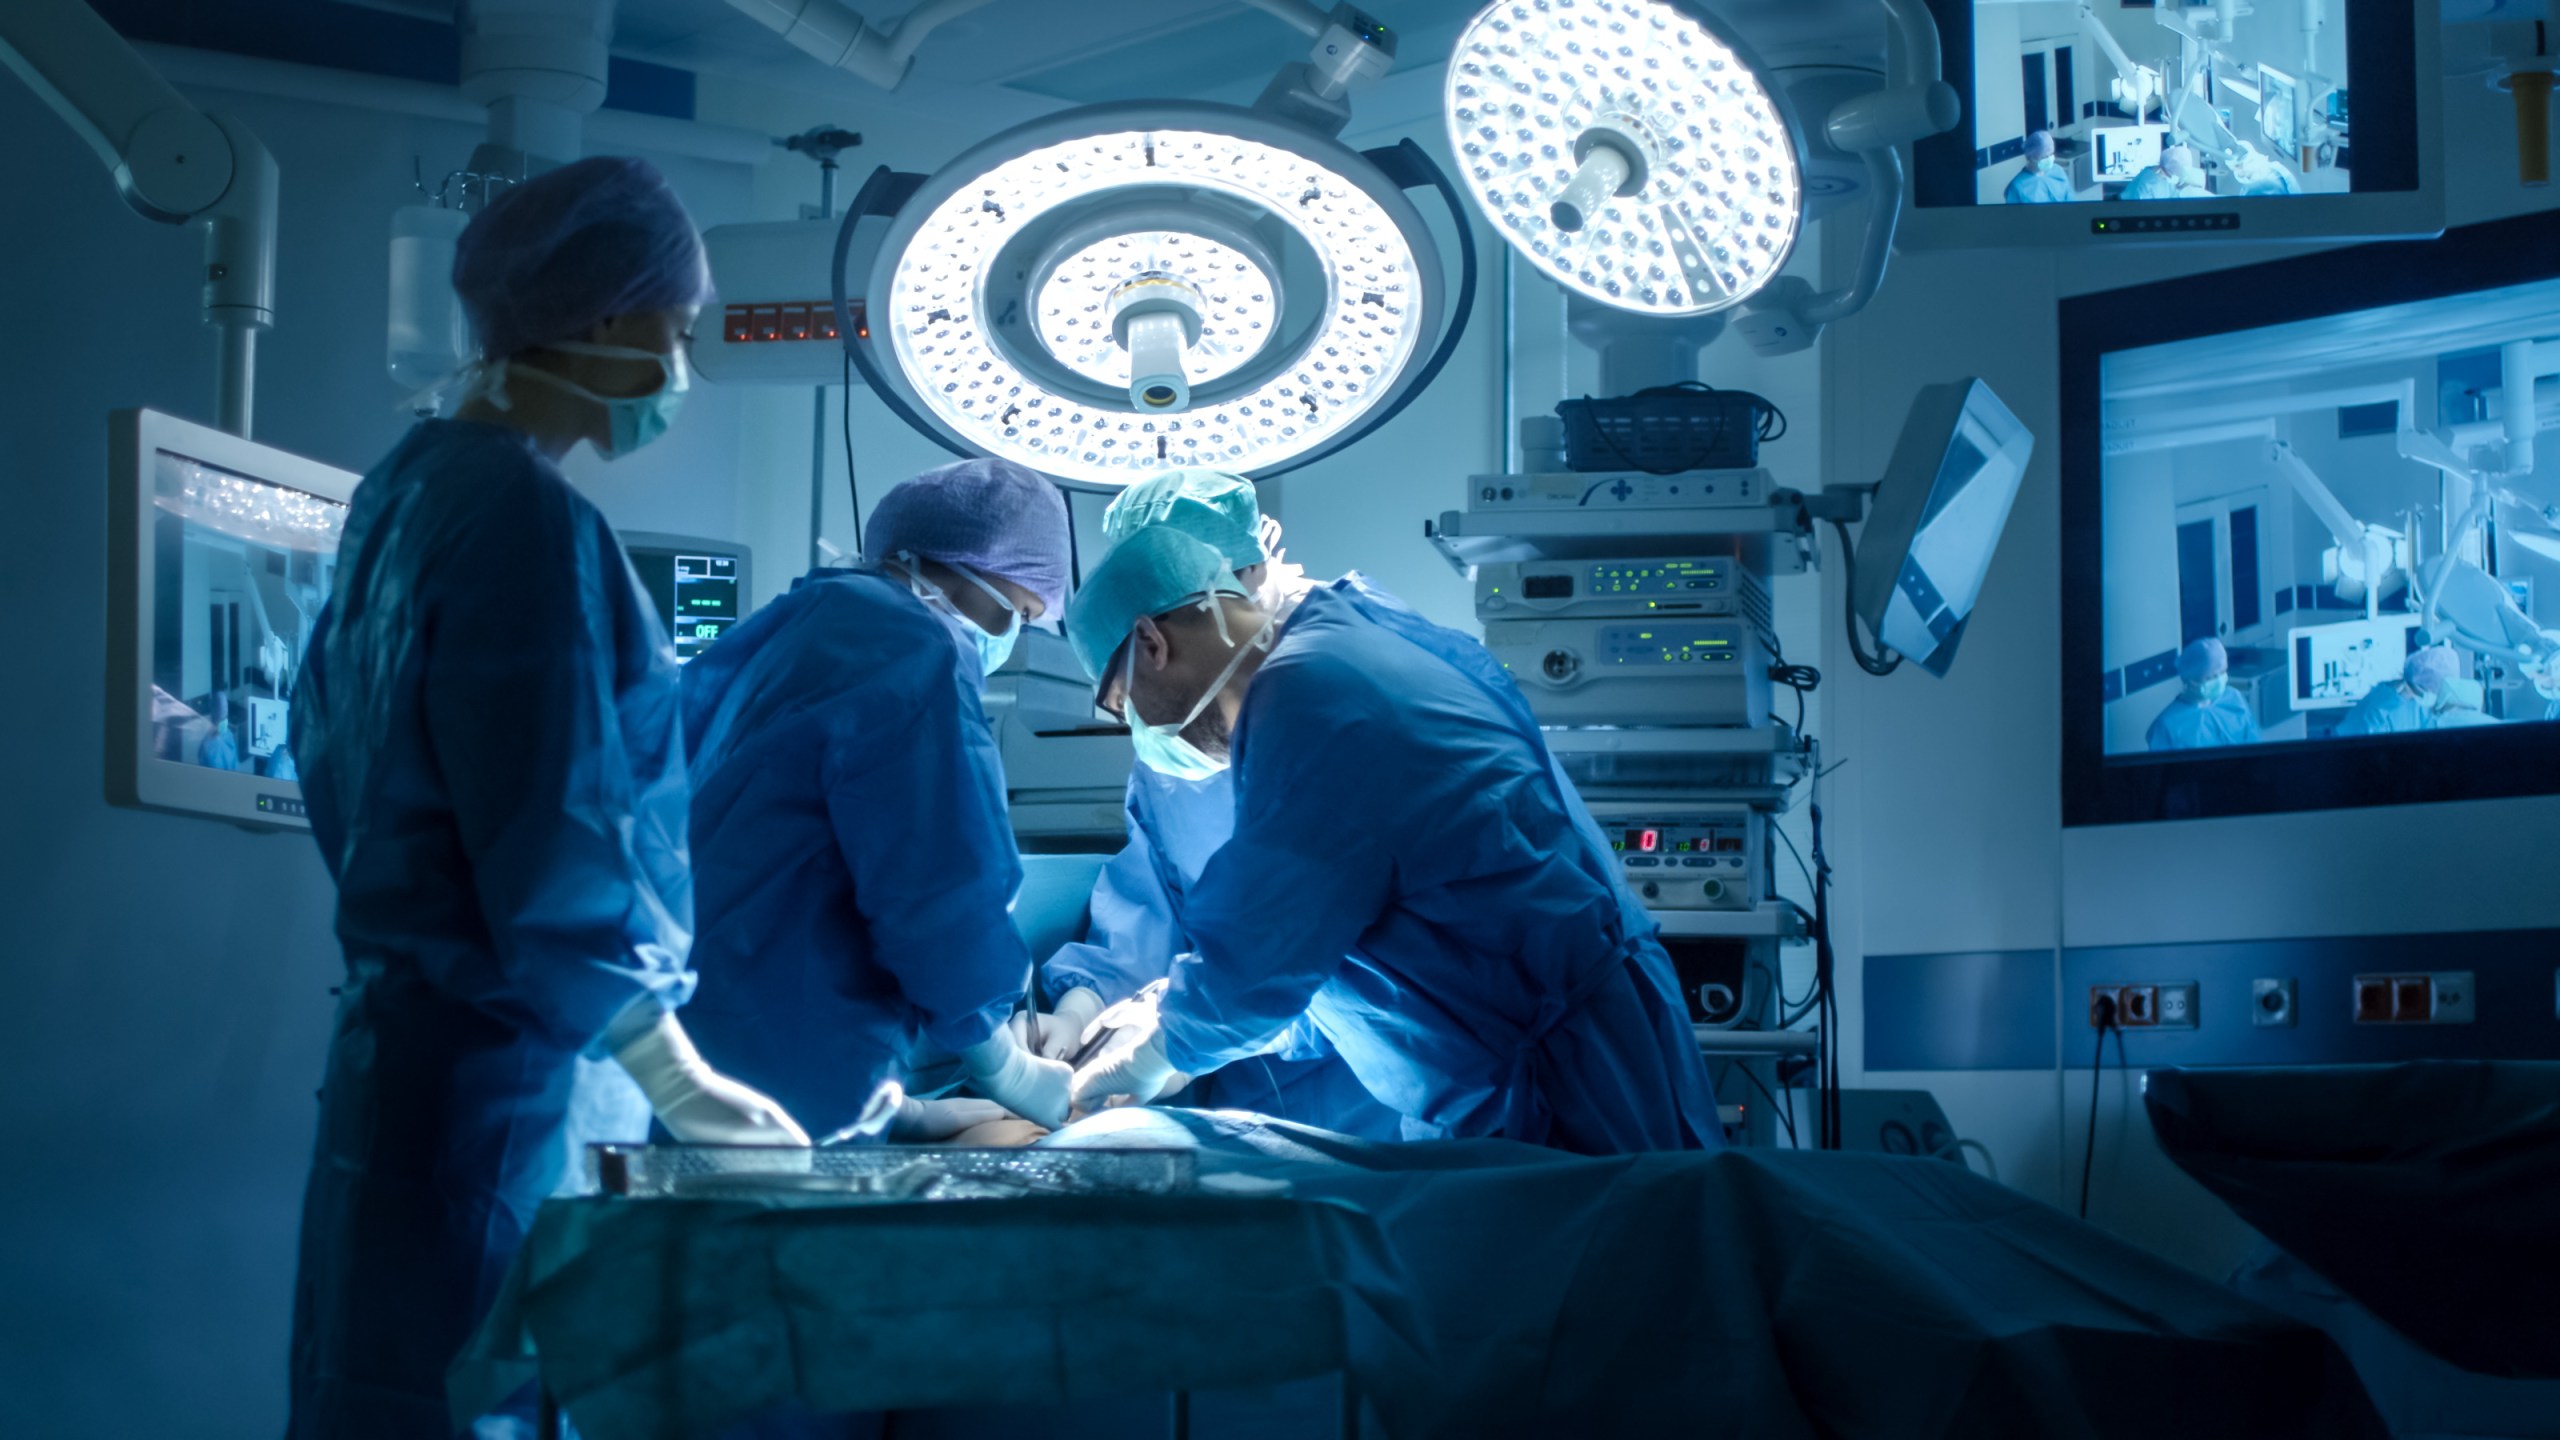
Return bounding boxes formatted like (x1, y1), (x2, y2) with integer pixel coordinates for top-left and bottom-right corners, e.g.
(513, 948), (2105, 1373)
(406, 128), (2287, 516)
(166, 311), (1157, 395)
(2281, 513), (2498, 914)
(676, 460), (1079, 1145)
(1062, 529), (1721, 1155)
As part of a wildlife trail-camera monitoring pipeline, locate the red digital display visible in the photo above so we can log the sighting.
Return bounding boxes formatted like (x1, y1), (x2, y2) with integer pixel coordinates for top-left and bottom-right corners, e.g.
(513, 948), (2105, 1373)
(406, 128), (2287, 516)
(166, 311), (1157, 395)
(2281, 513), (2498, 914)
(1638, 829), (1659, 853)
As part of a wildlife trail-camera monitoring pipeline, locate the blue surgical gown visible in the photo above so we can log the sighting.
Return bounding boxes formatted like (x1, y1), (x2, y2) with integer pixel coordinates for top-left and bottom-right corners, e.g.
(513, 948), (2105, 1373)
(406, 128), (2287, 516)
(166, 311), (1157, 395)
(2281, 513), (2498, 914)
(198, 725), (241, 770)
(1157, 579), (1721, 1156)
(288, 419), (694, 1439)
(2333, 684), (2436, 736)
(2120, 166), (2197, 200)
(2147, 691), (2264, 751)
(678, 569), (1030, 1140)
(2005, 165), (2073, 203)
(1043, 729), (1401, 1139)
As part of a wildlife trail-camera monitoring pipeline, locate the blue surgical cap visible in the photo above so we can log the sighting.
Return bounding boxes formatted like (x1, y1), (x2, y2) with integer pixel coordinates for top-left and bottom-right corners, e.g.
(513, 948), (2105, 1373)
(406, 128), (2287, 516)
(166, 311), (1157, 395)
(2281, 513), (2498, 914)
(454, 156), (711, 360)
(1065, 528), (1248, 681)
(2176, 637), (2227, 684)
(2024, 130), (2054, 159)
(862, 458), (1074, 617)
(1102, 469), (1269, 572)
(2403, 644), (2460, 693)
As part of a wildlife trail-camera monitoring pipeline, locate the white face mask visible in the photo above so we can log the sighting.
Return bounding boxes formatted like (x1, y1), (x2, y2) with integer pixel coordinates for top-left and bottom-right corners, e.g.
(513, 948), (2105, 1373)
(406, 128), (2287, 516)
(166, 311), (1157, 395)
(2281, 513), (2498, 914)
(896, 553), (1022, 678)
(504, 342), (689, 457)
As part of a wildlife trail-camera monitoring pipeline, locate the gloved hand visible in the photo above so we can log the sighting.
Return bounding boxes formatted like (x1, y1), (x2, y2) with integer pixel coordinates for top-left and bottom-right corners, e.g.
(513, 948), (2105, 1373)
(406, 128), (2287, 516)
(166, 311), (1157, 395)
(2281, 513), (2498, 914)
(1071, 1014), (1176, 1112)
(1014, 987), (1105, 1060)
(889, 1095), (1011, 1143)
(612, 1010), (811, 1146)
(960, 1028), (1072, 1129)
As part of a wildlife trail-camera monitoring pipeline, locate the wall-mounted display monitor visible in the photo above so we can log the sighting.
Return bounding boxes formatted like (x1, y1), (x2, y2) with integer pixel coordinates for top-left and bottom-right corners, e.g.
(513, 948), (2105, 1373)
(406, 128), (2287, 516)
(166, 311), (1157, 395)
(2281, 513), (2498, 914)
(2062, 209), (2560, 826)
(107, 409), (358, 830)
(1905, 0), (2441, 250)
(621, 532), (752, 663)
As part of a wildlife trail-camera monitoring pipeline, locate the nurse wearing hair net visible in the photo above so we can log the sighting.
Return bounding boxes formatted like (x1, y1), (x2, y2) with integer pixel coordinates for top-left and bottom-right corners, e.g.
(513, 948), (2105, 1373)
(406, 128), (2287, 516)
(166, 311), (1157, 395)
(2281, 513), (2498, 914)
(2335, 645), (2465, 736)
(2122, 144), (2208, 200)
(1063, 529), (1720, 1155)
(1028, 470), (1397, 1138)
(2147, 639), (2264, 751)
(2005, 131), (2072, 204)
(288, 157), (804, 1440)
(680, 460), (1079, 1145)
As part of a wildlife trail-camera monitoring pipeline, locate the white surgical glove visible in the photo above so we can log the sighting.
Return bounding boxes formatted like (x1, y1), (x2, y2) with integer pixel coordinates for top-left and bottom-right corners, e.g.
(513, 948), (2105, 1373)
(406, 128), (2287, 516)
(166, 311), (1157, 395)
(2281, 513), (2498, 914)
(889, 1095), (1012, 1143)
(961, 1028), (1072, 1129)
(1015, 987), (1105, 1061)
(612, 1010), (811, 1146)
(1071, 1015), (1176, 1112)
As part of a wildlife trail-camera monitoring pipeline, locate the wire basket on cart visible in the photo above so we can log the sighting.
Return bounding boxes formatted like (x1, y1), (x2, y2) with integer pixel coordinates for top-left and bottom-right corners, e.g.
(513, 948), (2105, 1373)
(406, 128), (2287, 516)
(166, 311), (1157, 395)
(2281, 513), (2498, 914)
(1556, 382), (1782, 474)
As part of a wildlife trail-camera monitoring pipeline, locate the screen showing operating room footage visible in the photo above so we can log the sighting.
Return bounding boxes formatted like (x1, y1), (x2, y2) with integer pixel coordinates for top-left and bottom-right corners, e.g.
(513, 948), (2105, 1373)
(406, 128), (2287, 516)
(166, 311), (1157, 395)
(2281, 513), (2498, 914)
(2099, 277), (2560, 758)
(151, 451), (346, 780)
(1959, 1), (2350, 208)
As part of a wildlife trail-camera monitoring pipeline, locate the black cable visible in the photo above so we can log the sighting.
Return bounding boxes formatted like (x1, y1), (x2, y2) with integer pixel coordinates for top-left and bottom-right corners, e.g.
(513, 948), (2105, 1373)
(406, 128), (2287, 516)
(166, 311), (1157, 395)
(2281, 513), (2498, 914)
(1808, 798), (1840, 1149)
(1061, 484), (1083, 589)
(841, 348), (864, 556)
(2079, 994), (2116, 1221)
(1725, 1061), (1798, 1149)
(1827, 519), (1903, 678)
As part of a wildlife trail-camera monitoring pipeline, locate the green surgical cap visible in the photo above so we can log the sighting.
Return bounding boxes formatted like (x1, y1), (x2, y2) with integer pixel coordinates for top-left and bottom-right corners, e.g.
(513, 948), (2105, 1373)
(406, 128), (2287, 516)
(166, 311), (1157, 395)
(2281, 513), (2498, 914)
(1101, 468), (1268, 572)
(1065, 527), (1249, 681)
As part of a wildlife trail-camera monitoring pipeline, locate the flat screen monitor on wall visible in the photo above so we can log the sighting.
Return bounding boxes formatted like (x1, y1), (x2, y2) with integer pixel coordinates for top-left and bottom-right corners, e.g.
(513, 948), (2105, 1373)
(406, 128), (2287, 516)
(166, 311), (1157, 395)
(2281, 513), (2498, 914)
(1903, 0), (2442, 250)
(2061, 208), (2560, 826)
(107, 409), (358, 831)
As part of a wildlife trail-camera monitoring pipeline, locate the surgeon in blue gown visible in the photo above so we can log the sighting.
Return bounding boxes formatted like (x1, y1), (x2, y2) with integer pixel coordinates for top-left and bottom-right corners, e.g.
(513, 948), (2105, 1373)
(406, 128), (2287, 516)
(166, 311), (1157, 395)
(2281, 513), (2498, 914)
(2122, 143), (2208, 200)
(2334, 644), (2461, 736)
(2005, 130), (2073, 203)
(1064, 530), (1721, 1155)
(2148, 638), (2264, 751)
(287, 158), (806, 1440)
(1028, 470), (1398, 1138)
(680, 461), (1079, 1144)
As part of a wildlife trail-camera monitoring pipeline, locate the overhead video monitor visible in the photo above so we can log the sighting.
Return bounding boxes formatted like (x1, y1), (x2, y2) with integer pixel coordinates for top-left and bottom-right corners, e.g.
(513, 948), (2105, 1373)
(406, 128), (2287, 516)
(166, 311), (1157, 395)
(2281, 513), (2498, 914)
(2061, 210), (2560, 827)
(621, 532), (752, 663)
(107, 409), (358, 830)
(1905, 0), (2442, 250)
(1854, 380), (2037, 678)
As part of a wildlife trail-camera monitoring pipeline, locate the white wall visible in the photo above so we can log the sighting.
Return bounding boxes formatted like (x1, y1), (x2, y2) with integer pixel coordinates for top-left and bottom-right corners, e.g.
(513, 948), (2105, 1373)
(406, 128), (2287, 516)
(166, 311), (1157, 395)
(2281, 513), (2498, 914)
(0, 72), (763, 1436)
(1824, 56), (2560, 1269)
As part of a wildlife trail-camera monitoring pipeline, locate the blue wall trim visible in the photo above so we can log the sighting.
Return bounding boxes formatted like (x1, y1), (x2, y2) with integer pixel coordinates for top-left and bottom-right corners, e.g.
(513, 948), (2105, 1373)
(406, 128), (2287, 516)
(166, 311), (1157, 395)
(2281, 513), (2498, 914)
(1865, 950), (2059, 1071)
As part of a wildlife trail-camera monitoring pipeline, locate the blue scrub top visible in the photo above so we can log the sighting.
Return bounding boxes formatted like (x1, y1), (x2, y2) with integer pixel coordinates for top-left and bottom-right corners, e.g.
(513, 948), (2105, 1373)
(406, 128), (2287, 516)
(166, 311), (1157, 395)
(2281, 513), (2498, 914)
(1157, 579), (1721, 1156)
(2332, 684), (2436, 736)
(2119, 167), (2198, 200)
(2005, 165), (2073, 203)
(678, 568), (1030, 1138)
(2147, 690), (2263, 751)
(295, 418), (697, 1047)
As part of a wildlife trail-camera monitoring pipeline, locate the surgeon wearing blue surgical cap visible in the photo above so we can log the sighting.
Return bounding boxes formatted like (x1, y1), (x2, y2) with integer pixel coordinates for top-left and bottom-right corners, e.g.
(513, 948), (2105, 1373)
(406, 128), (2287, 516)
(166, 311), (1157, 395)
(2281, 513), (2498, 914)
(2334, 644), (2462, 736)
(2005, 131), (2073, 203)
(679, 459), (1081, 1149)
(1025, 470), (1398, 1139)
(1063, 530), (1721, 1155)
(287, 156), (806, 1440)
(2148, 639), (2263, 751)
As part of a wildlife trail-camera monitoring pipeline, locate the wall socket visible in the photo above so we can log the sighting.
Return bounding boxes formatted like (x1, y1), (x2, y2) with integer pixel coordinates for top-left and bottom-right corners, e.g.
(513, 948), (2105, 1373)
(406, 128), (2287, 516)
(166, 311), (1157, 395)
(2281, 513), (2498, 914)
(2250, 978), (2298, 1028)
(2351, 971), (2475, 1025)
(2090, 982), (2199, 1030)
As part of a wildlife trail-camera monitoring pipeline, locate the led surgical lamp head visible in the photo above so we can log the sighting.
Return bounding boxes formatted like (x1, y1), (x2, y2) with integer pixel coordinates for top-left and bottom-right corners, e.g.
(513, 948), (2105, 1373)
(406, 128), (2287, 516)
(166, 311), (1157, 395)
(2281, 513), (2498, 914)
(831, 7), (1473, 489)
(1445, 0), (1959, 359)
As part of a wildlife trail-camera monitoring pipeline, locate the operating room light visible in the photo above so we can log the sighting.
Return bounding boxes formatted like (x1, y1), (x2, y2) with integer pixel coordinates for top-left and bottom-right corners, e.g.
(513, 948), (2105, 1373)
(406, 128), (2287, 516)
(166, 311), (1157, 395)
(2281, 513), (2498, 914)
(865, 108), (1447, 487)
(1444, 0), (1803, 316)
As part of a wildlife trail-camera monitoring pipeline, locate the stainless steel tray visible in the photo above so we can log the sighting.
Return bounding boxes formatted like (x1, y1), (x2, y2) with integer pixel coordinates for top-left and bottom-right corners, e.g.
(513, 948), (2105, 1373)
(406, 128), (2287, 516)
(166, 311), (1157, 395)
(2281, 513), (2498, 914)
(587, 1143), (1199, 1202)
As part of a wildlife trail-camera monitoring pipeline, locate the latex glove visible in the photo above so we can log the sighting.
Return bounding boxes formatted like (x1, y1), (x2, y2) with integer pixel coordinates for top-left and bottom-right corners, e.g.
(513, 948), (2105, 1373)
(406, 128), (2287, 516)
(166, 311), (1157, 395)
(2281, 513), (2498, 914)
(889, 1095), (1011, 1143)
(1071, 1014), (1176, 1111)
(1015, 987), (1105, 1060)
(613, 1010), (811, 1146)
(960, 1028), (1072, 1129)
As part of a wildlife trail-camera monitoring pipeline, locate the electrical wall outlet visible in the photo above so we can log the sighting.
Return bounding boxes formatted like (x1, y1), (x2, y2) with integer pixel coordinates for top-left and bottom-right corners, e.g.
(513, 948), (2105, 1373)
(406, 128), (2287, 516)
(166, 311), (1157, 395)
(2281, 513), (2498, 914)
(2351, 971), (2475, 1024)
(2251, 977), (2298, 1028)
(2090, 983), (2197, 1030)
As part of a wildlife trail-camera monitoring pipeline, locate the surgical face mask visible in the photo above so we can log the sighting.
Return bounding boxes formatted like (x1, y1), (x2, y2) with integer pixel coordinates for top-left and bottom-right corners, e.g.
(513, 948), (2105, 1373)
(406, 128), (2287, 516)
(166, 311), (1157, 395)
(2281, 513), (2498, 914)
(898, 554), (1022, 677)
(2028, 155), (2051, 173)
(2187, 673), (2229, 704)
(1126, 605), (1271, 780)
(511, 341), (689, 457)
(2432, 676), (2485, 712)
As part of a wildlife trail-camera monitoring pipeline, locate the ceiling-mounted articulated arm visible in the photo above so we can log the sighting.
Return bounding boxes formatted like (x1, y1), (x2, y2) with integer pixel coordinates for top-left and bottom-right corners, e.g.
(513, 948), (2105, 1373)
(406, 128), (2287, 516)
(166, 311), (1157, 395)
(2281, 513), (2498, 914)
(1735, 0), (1958, 356)
(724, 0), (994, 90)
(0, 0), (276, 435)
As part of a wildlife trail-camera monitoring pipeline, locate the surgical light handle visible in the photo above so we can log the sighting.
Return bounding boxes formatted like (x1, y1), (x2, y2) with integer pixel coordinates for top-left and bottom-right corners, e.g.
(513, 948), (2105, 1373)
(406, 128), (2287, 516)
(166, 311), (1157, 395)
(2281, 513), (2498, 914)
(0, 0), (277, 437)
